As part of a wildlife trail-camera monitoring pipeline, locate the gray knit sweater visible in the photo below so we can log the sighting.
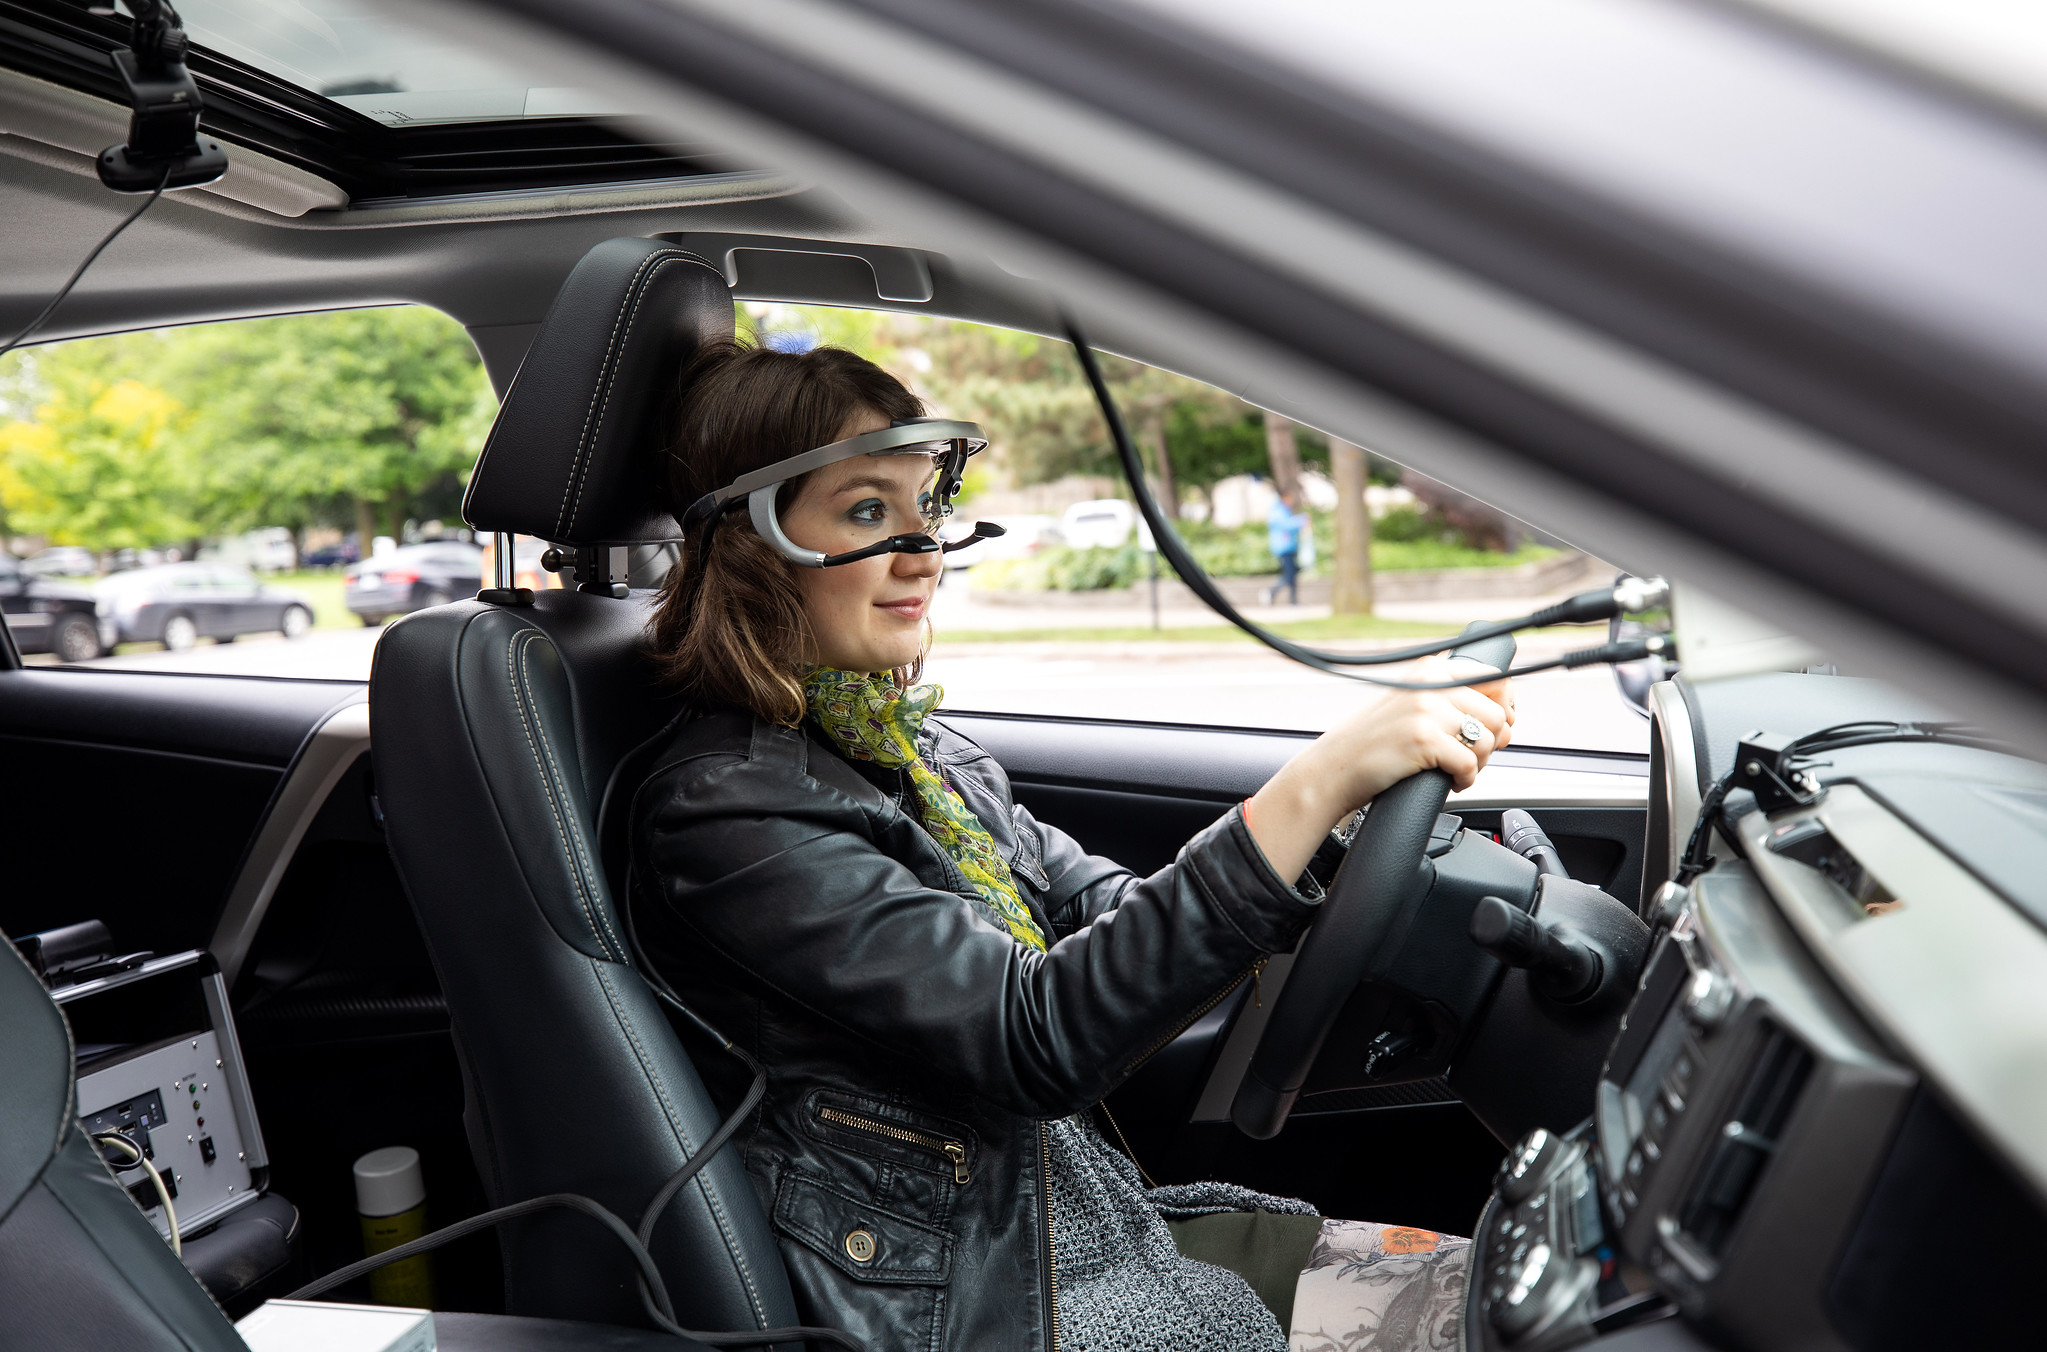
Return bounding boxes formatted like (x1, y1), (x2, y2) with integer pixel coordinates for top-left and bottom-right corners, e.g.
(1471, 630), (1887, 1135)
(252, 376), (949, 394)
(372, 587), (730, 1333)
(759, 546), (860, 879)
(1045, 1114), (1316, 1352)
(910, 728), (1319, 1349)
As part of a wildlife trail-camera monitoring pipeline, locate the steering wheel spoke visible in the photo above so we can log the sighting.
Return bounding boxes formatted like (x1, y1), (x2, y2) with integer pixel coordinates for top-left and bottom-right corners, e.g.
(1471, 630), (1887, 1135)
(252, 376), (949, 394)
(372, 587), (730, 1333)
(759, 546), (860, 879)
(1230, 627), (1519, 1140)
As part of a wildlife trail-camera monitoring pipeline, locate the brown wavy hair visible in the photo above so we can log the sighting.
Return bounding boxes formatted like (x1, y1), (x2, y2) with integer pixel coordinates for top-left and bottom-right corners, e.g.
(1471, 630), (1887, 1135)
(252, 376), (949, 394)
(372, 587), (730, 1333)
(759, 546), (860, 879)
(651, 340), (927, 724)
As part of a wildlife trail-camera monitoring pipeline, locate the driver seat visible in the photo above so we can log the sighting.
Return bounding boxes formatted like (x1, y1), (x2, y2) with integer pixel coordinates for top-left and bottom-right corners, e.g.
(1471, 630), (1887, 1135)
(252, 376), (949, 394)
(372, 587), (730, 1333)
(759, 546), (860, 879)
(370, 238), (800, 1336)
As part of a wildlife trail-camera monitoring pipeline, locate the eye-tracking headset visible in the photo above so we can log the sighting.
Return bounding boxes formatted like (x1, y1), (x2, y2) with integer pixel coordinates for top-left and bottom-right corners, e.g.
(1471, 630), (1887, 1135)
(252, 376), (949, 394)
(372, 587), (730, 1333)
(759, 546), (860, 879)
(679, 416), (1004, 569)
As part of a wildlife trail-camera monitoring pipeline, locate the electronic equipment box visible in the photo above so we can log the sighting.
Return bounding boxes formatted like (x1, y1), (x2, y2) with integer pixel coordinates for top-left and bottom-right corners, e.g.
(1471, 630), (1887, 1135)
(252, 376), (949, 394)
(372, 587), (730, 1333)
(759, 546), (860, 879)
(56, 950), (270, 1243)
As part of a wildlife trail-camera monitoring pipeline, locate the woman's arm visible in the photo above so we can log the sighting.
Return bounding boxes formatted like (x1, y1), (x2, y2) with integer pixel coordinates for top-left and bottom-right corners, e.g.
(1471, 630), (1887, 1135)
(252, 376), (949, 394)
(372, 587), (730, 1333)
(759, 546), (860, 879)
(1245, 656), (1514, 881)
(639, 755), (1313, 1120)
(1005, 657), (1514, 932)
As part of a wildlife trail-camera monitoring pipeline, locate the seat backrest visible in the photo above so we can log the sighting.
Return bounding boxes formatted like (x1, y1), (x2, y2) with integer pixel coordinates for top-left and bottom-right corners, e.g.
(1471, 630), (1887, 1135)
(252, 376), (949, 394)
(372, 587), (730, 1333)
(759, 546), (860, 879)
(371, 238), (799, 1335)
(0, 938), (246, 1352)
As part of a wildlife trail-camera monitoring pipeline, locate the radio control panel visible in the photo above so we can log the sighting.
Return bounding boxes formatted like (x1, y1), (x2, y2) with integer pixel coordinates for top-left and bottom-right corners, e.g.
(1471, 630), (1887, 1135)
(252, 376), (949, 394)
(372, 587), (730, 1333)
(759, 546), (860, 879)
(1471, 859), (1914, 1352)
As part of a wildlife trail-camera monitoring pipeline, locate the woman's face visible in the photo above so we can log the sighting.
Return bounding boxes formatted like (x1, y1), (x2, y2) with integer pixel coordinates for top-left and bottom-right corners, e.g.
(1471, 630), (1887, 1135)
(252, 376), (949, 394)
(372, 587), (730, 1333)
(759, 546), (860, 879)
(779, 409), (945, 674)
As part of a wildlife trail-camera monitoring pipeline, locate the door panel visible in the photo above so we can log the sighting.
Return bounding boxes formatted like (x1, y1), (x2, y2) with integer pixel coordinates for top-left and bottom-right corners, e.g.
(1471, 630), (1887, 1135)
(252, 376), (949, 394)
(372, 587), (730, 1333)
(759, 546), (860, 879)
(0, 665), (500, 1308)
(0, 677), (1646, 1280)
(940, 710), (1648, 1227)
(0, 669), (362, 956)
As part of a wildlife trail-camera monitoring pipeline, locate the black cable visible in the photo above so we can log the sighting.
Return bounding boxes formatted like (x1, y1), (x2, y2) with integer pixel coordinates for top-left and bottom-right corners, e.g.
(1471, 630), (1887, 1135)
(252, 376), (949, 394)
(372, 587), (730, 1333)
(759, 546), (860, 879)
(618, 832), (866, 1351)
(0, 165), (170, 366)
(281, 1184), (859, 1351)
(286, 1193), (669, 1308)
(277, 884), (862, 1349)
(1061, 321), (1641, 689)
(1673, 719), (1994, 883)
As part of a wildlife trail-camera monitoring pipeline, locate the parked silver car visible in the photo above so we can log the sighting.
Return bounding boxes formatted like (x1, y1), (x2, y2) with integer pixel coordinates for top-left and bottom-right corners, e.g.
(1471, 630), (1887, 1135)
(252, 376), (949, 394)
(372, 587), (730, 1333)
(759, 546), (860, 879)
(95, 563), (313, 651)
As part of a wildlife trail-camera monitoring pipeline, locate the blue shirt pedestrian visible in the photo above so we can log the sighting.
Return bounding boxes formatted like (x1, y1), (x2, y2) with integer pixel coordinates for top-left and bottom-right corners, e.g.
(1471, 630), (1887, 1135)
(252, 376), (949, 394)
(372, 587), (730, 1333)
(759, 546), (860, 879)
(1265, 494), (1308, 605)
(1267, 495), (1307, 558)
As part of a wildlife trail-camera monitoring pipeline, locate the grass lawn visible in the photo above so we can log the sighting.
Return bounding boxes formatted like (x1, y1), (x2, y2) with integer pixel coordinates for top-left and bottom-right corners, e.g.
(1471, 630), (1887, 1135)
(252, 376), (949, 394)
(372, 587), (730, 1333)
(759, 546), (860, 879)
(268, 570), (358, 629)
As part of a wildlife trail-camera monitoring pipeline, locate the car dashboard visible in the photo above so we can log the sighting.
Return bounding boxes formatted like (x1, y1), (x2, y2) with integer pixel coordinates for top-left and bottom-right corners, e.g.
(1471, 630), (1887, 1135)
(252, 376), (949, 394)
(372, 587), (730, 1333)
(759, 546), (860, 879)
(1469, 673), (2047, 1352)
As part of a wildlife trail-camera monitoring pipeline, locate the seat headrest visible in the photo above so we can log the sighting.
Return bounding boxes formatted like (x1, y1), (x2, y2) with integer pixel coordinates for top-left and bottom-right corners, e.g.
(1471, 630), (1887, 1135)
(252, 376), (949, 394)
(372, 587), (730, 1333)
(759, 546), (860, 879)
(463, 238), (735, 547)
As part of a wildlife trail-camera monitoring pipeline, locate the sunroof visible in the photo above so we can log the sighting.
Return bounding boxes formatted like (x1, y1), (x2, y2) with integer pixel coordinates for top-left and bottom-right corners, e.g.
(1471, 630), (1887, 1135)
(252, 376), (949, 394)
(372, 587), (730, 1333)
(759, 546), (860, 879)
(172, 0), (618, 126)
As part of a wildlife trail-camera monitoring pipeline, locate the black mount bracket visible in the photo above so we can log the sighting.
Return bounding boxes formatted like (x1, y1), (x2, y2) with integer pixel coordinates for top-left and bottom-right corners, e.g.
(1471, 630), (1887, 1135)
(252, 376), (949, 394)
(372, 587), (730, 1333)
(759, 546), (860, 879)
(93, 0), (229, 193)
(573, 546), (630, 599)
(1735, 729), (1824, 813)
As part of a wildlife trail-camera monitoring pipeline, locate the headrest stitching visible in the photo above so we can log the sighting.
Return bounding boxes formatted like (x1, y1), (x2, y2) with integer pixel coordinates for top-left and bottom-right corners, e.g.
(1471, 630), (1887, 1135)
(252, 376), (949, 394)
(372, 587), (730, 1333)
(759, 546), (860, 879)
(554, 247), (692, 539)
(562, 253), (706, 544)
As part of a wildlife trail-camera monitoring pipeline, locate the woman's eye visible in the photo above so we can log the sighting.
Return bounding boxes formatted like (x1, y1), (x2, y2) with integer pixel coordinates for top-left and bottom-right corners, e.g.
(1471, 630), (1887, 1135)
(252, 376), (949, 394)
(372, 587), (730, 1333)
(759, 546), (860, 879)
(849, 499), (888, 525)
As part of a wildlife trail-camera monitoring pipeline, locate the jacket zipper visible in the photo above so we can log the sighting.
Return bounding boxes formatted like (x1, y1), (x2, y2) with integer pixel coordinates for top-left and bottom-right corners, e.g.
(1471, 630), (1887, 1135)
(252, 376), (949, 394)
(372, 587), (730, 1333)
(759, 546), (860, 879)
(816, 1106), (969, 1184)
(1117, 957), (1267, 1079)
(1096, 1101), (1156, 1189)
(1040, 1121), (1062, 1352)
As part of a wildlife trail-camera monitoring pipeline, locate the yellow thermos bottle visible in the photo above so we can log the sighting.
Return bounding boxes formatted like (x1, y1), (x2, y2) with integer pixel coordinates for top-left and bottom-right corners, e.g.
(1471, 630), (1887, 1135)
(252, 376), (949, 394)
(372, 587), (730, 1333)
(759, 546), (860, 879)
(353, 1146), (435, 1307)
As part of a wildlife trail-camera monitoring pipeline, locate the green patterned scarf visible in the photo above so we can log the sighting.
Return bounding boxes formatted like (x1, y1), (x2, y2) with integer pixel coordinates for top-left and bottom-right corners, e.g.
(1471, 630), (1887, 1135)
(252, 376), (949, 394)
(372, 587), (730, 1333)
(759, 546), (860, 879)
(803, 667), (1048, 952)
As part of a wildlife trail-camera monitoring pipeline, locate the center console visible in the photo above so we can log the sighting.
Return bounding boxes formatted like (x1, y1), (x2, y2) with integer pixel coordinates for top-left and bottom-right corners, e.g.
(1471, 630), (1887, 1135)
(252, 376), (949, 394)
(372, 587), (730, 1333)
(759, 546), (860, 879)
(1469, 859), (1914, 1351)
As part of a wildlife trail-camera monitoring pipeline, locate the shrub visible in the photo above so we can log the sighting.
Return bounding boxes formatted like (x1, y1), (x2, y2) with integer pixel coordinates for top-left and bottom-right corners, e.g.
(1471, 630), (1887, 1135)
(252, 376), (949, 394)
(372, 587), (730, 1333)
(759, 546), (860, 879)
(968, 512), (1555, 589)
(1371, 505), (1435, 543)
(1046, 544), (1144, 591)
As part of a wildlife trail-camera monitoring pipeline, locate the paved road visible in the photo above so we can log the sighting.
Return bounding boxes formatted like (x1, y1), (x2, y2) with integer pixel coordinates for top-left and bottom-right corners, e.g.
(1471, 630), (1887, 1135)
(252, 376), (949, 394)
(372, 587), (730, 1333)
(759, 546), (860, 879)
(923, 648), (1644, 752)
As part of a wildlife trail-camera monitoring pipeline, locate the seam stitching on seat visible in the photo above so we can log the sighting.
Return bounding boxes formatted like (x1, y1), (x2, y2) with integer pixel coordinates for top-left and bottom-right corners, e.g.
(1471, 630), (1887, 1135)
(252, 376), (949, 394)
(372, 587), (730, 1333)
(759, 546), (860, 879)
(593, 960), (772, 1328)
(506, 630), (622, 960)
(515, 630), (628, 961)
(557, 247), (669, 536)
(558, 249), (690, 538)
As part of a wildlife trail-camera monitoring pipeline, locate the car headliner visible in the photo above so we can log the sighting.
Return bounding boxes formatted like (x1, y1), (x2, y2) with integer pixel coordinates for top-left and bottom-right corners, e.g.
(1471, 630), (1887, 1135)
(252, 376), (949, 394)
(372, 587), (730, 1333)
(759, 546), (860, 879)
(4, 0), (2047, 759)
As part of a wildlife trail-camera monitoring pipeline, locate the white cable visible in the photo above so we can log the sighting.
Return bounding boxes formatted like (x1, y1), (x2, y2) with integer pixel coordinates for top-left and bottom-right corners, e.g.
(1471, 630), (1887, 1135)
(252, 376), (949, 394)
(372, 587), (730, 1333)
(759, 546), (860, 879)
(93, 1131), (180, 1256)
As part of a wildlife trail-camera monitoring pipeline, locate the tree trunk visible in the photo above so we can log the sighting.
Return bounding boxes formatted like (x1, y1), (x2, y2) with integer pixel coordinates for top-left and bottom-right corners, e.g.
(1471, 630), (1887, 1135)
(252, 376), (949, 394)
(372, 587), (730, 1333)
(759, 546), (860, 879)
(1331, 438), (1374, 615)
(1263, 410), (1302, 500)
(354, 498), (376, 555)
(1141, 413), (1179, 519)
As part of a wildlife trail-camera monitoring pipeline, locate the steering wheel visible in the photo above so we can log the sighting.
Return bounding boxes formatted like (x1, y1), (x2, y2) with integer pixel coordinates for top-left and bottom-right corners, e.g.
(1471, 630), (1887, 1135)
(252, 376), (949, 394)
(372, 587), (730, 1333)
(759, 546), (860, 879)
(1231, 628), (1518, 1140)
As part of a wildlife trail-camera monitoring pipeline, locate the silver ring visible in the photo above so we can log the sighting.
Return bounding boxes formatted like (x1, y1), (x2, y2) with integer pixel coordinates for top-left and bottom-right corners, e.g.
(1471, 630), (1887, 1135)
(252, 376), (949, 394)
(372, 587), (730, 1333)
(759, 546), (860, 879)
(1458, 716), (1485, 748)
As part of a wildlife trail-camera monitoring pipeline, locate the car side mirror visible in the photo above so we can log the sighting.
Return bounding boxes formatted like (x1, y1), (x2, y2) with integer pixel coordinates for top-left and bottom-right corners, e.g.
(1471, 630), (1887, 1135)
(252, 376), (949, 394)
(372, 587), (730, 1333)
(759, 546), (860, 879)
(1609, 572), (1675, 718)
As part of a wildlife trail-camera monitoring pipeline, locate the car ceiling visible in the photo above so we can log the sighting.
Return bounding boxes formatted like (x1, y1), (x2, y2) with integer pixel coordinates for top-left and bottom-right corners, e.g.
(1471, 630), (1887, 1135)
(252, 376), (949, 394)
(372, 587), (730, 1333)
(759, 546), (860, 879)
(5, 0), (2047, 758)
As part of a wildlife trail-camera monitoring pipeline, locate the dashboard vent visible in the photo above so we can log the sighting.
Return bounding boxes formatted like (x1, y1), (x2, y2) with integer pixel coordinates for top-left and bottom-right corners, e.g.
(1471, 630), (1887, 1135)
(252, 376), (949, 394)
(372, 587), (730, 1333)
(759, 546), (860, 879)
(1678, 1022), (1812, 1257)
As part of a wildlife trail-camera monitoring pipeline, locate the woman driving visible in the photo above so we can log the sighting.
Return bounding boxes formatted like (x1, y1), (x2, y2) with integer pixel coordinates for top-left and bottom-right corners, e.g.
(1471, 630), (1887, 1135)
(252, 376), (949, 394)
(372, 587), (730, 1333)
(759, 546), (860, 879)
(630, 340), (1513, 1352)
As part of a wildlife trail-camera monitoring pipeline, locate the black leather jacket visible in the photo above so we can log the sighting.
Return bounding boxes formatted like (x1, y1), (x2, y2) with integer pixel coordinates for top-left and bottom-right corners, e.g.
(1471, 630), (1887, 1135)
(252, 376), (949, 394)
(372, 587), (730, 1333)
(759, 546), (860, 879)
(629, 709), (1319, 1352)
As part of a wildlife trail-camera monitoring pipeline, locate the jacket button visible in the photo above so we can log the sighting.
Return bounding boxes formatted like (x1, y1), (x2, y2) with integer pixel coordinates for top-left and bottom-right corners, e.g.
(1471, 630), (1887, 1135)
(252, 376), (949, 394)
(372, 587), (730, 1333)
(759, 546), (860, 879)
(844, 1229), (877, 1263)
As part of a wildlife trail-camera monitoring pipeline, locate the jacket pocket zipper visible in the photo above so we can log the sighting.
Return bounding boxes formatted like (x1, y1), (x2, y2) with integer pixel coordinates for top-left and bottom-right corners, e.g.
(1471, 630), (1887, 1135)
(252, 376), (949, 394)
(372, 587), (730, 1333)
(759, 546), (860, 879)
(1117, 957), (1267, 1079)
(817, 1105), (970, 1184)
(1040, 1121), (1061, 1352)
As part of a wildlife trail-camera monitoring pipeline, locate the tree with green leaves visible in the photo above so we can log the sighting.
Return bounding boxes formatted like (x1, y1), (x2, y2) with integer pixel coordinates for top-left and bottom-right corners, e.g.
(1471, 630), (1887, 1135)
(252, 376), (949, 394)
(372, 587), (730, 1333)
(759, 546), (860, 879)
(163, 308), (496, 552)
(0, 306), (494, 561)
(0, 373), (201, 552)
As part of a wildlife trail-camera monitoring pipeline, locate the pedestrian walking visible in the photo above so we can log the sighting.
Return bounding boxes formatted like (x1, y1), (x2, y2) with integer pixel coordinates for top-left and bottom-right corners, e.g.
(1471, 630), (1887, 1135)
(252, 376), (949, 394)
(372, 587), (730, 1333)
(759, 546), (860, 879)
(1265, 489), (1308, 605)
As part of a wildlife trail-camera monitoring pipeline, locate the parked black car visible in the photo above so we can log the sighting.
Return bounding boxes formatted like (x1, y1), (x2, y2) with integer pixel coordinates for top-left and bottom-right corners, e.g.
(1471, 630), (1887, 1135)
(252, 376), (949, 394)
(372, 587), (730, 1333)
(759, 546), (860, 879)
(95, 563), (313, 651)
(302, 538), (360, 569)
(0, 555), (103, 662)
(343, 542), (483, 625)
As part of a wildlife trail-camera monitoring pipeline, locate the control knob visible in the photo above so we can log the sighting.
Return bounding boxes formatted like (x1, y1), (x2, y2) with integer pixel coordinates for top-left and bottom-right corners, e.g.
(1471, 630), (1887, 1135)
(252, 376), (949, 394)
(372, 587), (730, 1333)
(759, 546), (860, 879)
(1496, 1128), (1564, 1205)
(1685, 969), (1735, 1030)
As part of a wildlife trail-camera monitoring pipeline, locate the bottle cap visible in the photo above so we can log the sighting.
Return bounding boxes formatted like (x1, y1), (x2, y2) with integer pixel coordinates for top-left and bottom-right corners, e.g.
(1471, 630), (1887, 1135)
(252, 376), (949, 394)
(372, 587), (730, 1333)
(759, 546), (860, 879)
(353, 1146), (425, 1218)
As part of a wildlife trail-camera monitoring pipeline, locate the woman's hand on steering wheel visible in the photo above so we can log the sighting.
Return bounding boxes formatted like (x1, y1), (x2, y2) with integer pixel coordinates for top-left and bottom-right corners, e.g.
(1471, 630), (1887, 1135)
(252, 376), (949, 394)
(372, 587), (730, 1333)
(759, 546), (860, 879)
(1245, 656), (1513, 882)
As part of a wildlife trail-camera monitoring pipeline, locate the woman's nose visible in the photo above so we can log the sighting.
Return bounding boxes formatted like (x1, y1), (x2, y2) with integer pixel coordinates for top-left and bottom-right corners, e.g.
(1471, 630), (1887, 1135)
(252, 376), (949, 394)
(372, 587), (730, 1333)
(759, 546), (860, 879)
(895, 539), (943, 578)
